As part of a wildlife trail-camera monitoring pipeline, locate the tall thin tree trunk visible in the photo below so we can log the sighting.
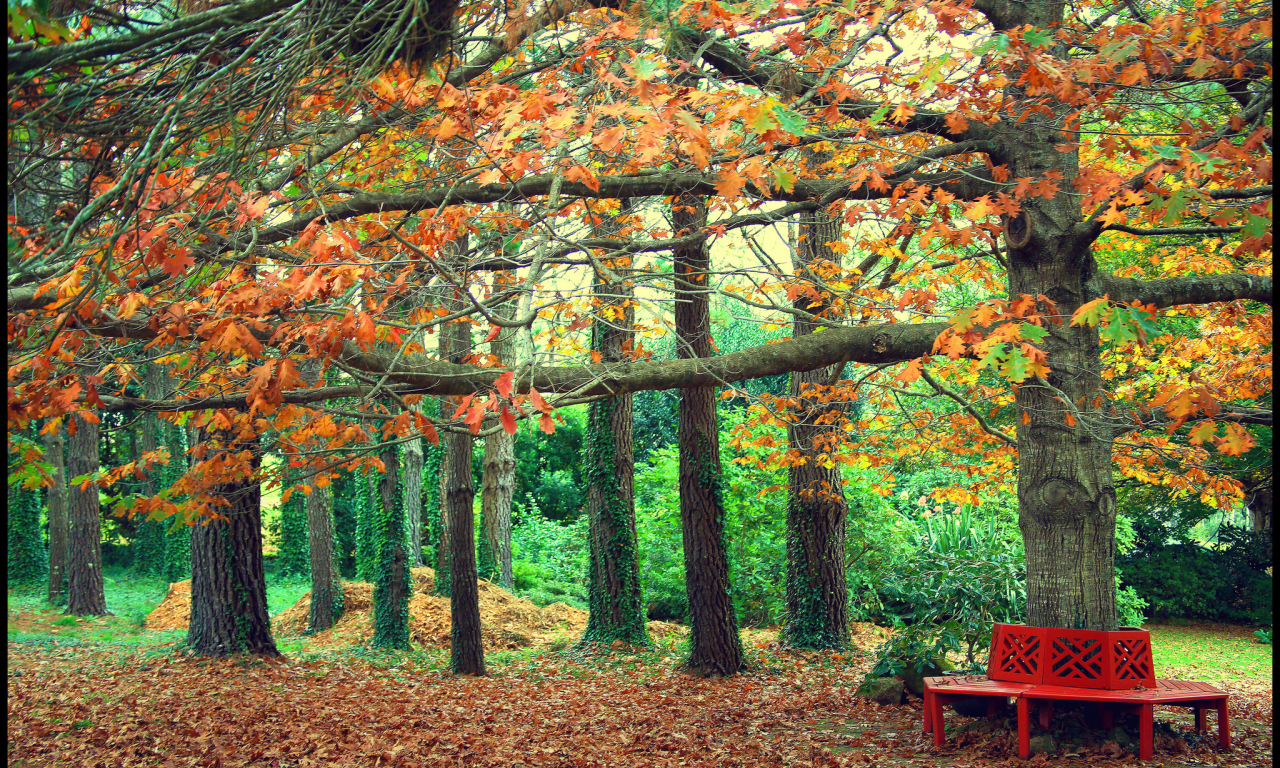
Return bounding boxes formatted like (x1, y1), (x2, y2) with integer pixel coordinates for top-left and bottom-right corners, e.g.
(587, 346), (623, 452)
(372, 441), (410, 649)
(404, 434), (424, 568)
(433, 429), (452, 597)
(783, 167), (850, 649)
(302, 360), (343, 632)
(187, 424), (278, 656)
(672, 193), (744, 676)
(481, 272), (517, 589)
(436, 232), (483, 674)
(66, 412), (108, 616)
(43, 423), (69, 605)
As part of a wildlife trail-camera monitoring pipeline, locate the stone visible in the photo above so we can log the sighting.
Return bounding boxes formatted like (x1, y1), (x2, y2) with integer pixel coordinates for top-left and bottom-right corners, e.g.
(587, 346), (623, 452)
(951, 696), (994, 718)
(861, 676), (905, 706)
(1028, 734), (1056, 755)
(901, 656), (953, 696)
(1107, 726), (1133, 748)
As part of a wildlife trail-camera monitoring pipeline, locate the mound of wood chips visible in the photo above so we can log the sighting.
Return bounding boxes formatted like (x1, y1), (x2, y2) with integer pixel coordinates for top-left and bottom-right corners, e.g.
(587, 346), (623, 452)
(144, 567), (687, 650)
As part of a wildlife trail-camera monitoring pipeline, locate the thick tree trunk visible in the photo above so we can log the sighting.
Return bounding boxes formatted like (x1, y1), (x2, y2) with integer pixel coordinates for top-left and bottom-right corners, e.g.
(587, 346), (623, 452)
(187, 426), (278, 656)
(43, 424), (70, 605)
(1000, 52), (1118, 629)
(66, 413), (108, 616)
(784, 187), (850, 649)
(372, 442), (410, 649)
(306, 480), (343, 632)
(673, 193), (744, 676)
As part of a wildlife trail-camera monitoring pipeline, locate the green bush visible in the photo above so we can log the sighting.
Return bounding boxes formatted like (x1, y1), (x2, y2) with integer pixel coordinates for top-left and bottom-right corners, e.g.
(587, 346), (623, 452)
(1119, 525), (1271, 624)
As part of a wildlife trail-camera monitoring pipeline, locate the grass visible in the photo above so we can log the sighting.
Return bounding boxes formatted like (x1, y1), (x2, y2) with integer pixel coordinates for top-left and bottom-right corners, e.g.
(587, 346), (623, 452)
(1145, 618), (1273, 683)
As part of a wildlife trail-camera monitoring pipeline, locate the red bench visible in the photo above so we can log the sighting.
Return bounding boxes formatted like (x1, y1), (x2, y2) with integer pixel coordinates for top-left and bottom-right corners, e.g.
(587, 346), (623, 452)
(922, 623), (1230, 760)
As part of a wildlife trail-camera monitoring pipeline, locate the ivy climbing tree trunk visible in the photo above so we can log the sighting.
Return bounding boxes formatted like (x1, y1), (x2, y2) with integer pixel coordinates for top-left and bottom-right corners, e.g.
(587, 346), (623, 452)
(783, 165), (850, 650)
(433, 434), (452, 597)
(161, 422), (191, 583)
(480, 273), (517, 588)
(372, 440), (410, 649)
(187, 424), (278, 656)
(8, 430), (47, 588)
(355, 467), (377, 583)
(66, 412), (108, 616)
(43, 423), (69, 605)
(132, 366), (167, 578)
(673, 193), (744, 676)
(580, 201), (648, 648)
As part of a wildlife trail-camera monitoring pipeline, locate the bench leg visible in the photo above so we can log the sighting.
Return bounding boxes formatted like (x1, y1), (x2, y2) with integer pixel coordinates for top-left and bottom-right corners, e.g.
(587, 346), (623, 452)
(1017, 698), (1030, 759)
(923, 689), (932, 733)
(1038, 700), (1052, 730)
(1138, 703), (1153, 760)
(1216, 698), (1230, 751)
(931, 694), (947, 747)
(1098, 702), (1112, 729)
(986, 698), (1002, 718)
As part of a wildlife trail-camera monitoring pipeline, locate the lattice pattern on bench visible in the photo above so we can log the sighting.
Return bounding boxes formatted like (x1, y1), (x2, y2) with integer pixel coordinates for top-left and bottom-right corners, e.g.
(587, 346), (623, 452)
(988, 623), (1156, 690)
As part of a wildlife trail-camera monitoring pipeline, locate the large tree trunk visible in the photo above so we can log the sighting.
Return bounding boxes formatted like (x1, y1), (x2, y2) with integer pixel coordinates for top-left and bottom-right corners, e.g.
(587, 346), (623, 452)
(446, 427), (484, 674)
(43, 423), (70, 605)
(66, 412), (108, 616)
(672, 193), (744, 676)
(580, 203), (648, 648)
(187, 425), (278, 656)
(481, 273), (517, 589)
(783, 176), (850, 650)
(1002, 14), (1117, 629)
(372, 442), (410, 649)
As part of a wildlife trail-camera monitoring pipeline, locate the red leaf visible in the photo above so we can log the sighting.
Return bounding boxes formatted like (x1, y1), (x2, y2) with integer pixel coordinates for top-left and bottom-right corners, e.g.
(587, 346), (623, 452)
(499, 406), (517, 435)
(450, 393), (476, 420)
(538, 413), (556, 434)
(494, 371), (514, 400)
(528, 387), (552, 414)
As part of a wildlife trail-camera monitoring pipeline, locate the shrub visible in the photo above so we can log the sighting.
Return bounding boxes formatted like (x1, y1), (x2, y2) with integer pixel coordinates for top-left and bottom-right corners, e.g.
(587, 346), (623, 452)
(1119, 525), (1271, 624)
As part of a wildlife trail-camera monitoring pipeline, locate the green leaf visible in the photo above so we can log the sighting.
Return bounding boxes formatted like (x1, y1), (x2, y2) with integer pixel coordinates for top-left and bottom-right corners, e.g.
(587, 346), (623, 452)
(999, 347), (1031, 381)
(1022, 28), (1053, 47)
(1152, 144), (1181, 160)
(1019, 323), (1048, 343)
(811, 15), (832, 37)
(1242, 213), (1269, 238)
(632, 55), (661, 80)
(977, 342), (1008, 371)
(1162, 189), (1188, 225)
(772, 167), (796, 193)
(771, 104), (808, 136)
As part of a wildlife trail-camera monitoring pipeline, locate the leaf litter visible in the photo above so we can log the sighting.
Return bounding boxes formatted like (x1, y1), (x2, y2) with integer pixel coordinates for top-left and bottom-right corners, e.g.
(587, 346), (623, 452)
(12, 590), (1272, 768)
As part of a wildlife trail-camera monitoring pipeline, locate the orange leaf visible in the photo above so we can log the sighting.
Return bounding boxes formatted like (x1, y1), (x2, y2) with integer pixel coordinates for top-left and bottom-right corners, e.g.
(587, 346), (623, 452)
(894, 358), (923, 384)
(494, 371), (514, 400)
(500, 406), (518, 435)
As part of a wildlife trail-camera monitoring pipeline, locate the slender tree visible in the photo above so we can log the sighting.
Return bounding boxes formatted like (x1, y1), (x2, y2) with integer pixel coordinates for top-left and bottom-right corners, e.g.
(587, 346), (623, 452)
(301, 361), (343, 632)
(480, 273), (518, 589)
(187, 420), (278, 656)
(65, 412), (107, 615)
(673, 193), (744, 676)
(42, 423), (70, 604)
(160, 422), (191, 584)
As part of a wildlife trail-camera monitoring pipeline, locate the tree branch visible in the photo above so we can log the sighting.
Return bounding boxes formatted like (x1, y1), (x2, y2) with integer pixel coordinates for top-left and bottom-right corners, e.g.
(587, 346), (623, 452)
(1098, 271), (1273, 308)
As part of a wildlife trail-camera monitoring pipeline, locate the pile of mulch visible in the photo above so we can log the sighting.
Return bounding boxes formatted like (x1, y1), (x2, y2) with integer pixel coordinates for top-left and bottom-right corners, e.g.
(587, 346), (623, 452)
(144, 568), (687, 651)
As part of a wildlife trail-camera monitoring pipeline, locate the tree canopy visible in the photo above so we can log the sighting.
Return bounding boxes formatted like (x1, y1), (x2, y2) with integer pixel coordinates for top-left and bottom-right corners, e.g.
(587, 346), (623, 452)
(7, 0), (1272, 633)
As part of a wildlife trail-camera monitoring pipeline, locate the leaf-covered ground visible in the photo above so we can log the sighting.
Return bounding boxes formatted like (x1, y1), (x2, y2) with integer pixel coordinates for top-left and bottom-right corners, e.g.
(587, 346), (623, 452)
(8, 631), (1272, 768)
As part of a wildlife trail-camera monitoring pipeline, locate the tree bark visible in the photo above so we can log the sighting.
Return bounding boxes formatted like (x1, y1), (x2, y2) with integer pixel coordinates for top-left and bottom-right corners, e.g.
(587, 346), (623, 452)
(306, 479), (343, 632)
(783, 169), (850, 650)
(372, 442), (410, 649)
(481, 272), (517, 589)
(673, 193), (744, 676)
(187, 425), (278, 656)
(43, 423), (70, 605)
(998, 0), (1118, 630)
(580, 202), (648, 647)
(404, 433), (424, 567)
(446, 426), (484, 674)
(66, 412), (108, 616)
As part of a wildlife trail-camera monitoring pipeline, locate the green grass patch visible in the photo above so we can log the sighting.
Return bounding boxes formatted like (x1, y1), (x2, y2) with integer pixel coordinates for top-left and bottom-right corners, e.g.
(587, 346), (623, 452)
(1147, 619), (1272, 683)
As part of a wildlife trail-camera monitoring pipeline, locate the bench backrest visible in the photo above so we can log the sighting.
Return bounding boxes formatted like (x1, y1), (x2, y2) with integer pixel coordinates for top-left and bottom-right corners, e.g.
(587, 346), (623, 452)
(988, 623), (1157, 690)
